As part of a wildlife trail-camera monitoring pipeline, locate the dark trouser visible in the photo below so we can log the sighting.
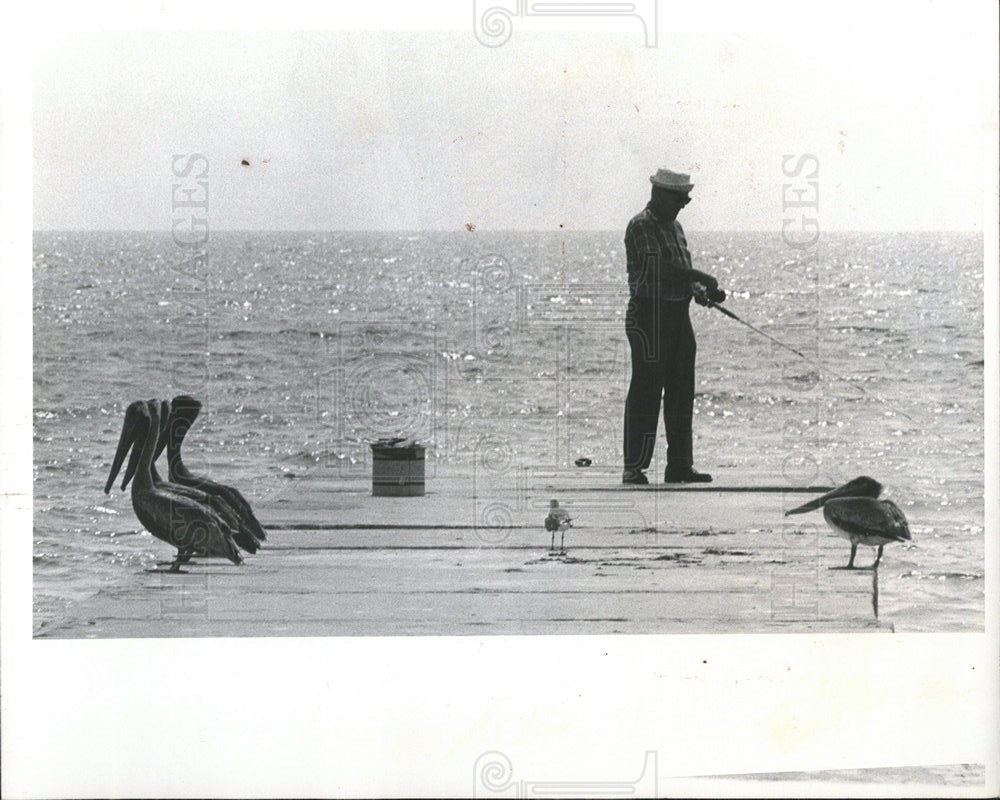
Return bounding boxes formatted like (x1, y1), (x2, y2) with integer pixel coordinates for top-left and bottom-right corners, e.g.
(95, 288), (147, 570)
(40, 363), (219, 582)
(623, 297), (696, 472)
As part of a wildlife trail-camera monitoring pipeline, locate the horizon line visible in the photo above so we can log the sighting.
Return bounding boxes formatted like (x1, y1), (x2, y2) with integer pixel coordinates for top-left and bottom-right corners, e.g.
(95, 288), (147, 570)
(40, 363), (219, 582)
(31, 227), (985, 235)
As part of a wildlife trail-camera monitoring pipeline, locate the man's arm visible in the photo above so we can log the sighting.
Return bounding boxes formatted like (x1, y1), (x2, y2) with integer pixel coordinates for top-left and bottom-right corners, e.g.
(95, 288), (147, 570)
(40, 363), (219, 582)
(624, 219), (655, 273)
(627, 218), (724, 298)
(626, 217), (698, 293)
(625, 218), (660, 295)
(688, 269), (719, 289)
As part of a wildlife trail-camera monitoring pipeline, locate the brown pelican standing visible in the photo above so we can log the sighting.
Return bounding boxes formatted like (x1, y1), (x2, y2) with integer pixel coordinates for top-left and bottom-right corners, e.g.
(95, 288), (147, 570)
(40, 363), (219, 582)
(118, 400), (242, 571)
(147, 395), (268, 546)
(785, 476), (912, 569)
(106, 400), (260, 554)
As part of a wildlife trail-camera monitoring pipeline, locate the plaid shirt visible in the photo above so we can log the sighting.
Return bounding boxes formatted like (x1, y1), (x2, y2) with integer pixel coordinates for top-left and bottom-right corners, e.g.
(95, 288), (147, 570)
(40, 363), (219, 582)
(625, 203), (694, 301)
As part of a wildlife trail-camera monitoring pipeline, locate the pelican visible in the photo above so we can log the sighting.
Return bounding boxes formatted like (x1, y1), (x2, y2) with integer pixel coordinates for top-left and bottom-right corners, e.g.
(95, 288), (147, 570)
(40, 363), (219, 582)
(122, 400), (242, 571)
(106, 400), (260, 555)
(144, 395), (268, 546)
(785, 476), (911, 569)
(544, 499), (572, 554)
(117, 396), (266, 551)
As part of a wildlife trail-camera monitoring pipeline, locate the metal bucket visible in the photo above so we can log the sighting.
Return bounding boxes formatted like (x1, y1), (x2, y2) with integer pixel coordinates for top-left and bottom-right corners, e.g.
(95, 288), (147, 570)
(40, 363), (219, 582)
(370, 441), (425, 497)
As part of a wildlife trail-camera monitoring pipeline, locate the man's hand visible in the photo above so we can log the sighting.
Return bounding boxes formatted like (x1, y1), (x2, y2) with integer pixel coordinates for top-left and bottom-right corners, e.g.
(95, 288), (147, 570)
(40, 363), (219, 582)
(693, 283), (726, 306)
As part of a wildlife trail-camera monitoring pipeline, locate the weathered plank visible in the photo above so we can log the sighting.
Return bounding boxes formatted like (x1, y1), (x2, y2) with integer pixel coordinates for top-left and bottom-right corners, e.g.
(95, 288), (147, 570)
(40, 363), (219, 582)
(38, 469), (899, 637)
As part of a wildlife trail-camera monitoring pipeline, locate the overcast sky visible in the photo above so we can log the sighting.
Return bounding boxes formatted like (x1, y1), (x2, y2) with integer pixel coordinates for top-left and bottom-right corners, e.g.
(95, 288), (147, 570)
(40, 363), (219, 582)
(29, 3), (996, 231)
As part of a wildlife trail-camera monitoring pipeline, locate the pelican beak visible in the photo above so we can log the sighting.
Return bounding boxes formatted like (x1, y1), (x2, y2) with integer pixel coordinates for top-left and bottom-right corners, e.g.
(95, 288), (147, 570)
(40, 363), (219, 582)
(785, 483), (852, 516)
(122, 400), (162, 489)
(105, 402), (142, 493)
(784, 494), (827, 516)
(120, 435), (140, 490)
(152, 399), (171, 462)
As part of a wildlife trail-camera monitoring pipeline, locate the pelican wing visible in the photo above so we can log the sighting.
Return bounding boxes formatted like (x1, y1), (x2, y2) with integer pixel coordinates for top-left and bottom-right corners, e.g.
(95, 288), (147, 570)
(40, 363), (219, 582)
(172, 473), (268, 542)
(824, 497), (910, 543)
(157, 483), (257, 550)
(127, 443), (257, 551)
(133, 488), (242, 564)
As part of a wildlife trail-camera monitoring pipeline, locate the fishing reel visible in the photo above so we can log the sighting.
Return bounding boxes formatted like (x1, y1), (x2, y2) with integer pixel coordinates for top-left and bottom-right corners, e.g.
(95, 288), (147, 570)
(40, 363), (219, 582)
(692, 282), (727, 306)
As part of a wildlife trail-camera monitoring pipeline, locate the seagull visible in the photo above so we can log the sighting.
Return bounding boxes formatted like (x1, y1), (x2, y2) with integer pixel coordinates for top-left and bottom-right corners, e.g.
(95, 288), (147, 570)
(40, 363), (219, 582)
(544, 499), (572, 554)
(785, 476), (912, 569)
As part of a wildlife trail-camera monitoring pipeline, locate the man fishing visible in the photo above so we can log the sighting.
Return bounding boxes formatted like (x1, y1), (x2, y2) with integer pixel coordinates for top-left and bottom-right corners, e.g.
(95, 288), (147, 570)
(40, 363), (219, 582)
(622, 168), (726, 485)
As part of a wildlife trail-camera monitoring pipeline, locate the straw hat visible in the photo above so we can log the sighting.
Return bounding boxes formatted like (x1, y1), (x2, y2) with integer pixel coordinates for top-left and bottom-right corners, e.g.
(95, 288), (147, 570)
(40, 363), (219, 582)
(649, 168), (694, 192)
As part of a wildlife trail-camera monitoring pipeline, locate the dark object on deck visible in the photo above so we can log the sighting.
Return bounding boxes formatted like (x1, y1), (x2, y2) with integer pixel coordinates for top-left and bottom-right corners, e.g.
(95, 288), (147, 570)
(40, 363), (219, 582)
(574, 457), (592, 467)
(371, 439), (425, 497)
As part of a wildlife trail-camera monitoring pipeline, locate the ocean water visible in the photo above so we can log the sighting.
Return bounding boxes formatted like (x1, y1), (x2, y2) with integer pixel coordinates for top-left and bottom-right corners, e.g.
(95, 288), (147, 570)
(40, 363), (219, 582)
(32, 230), (985, 632)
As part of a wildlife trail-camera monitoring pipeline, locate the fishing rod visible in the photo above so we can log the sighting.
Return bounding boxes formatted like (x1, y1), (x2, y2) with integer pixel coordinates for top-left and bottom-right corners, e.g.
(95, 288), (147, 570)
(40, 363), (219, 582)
(691, 284), (911, 414)
(696, 289), (811, 362)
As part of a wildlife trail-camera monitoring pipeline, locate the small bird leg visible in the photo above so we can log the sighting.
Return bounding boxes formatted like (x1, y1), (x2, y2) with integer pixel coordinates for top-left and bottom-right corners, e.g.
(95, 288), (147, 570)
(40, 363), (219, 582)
(871, 544), (884, 569)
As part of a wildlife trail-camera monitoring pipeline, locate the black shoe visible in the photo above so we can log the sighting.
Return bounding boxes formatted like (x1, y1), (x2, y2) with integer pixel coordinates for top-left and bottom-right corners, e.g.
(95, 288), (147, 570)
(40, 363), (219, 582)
(664, 467), (712, 483)
(622, 469), (649, 485)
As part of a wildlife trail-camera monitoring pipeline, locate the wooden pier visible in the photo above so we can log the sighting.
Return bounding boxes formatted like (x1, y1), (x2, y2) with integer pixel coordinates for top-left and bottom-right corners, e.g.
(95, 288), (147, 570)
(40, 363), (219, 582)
(37, 466), (898, 638)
